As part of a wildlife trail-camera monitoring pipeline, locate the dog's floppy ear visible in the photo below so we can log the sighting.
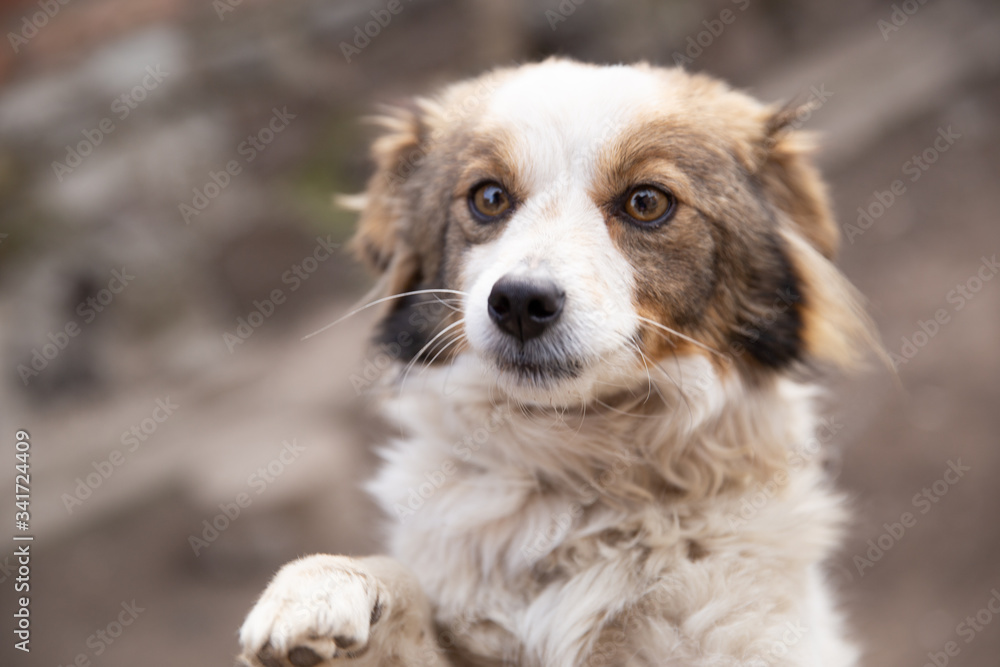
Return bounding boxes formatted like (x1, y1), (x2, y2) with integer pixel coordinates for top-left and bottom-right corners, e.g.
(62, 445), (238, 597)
(346, 105), (426, 295)
(758, 104), (839, 260)
(749, 106), (884, 371)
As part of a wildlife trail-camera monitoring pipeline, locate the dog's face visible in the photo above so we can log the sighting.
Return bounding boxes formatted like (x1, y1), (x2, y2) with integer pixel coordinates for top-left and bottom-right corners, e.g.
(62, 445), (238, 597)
(352, 60), (872, 405)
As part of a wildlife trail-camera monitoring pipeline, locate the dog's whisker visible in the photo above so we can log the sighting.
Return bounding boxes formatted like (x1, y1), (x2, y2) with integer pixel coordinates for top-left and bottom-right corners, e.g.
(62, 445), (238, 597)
(302, 289), (469, 340)
(623, 339), (655, 406)
(626, 327), (708, 424)
(628, 343), (672, 406)
(422, 331), (466, 370)
(647, 354), (697, 424)
(409, 298), (464, 313)
(420, 325), (466, 363)
(591, 397), (660, 420)
(399, 319), (467, 392)
(635, 316), (729, 361)
(431, 294), (465, 313)
(637, 322), (677, 349)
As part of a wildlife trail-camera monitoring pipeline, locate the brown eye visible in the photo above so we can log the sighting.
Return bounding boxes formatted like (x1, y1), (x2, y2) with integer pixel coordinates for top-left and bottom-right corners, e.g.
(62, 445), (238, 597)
(622, 185), (676, 227)
(469, 182), (512, 221)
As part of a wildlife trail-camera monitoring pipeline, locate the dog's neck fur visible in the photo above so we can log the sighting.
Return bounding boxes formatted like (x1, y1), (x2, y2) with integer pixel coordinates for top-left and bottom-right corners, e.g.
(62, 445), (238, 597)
(375, 353), (813, 507)
(369, 353), (822, 556)
(367, 353), (839, 665)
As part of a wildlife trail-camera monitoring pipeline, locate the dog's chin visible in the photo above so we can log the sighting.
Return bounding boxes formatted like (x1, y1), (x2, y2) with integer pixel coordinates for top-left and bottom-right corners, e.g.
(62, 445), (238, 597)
(479, 346), (641, 407)
(476, 346), (583, 402)
(492, 352), (583, 385)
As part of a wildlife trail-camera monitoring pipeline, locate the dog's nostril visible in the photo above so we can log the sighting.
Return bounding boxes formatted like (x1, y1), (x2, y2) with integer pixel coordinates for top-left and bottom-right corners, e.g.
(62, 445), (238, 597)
(526, 297), (558, 320)
(487, 276), (565, 342)
(489, 294), (511, 317)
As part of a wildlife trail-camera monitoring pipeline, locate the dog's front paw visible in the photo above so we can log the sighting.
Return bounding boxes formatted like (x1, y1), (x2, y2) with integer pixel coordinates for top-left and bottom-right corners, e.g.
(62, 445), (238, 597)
(239, 555), (385, 667)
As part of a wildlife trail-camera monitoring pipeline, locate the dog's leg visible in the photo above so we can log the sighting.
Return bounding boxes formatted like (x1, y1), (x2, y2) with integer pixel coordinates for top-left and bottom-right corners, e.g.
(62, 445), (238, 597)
(239, 554), (451, 667)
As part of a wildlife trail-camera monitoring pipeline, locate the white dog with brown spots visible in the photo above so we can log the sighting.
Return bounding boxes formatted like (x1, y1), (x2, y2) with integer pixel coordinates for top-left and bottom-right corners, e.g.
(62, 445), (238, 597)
(239, 59), (881, 667)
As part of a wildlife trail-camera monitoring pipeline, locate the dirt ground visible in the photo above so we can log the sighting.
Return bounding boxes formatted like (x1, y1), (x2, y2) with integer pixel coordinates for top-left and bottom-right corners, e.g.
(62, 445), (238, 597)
(0, 1), (998, 666)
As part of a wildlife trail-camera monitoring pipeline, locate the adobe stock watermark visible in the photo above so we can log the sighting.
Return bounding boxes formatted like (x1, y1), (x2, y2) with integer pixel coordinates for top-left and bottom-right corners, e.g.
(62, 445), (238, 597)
(348, 298), (462, 395)
(670, 0), (751, 67)
(921, 587), (1000, 667)
(16, 267), (134, 386)
(340, 0), (415, 63)
(392, 406), (513, 522)
(843, 126), (961, 244)
(544, 0), (587, 31)
(61, 397), (179, 514)
(725, 416), (844, 531)
(188, 438), (305, 555)
(851, 459), (970, 578)
(726, 283), (801, 362)
(0, 551), (19, 585)
(737, 619), (808, 667)
(7, 0), (73, 54)
(877, 0), (930, 41)
(520, 448), (640, 562)
(12, 542), (30, 652)
(384, 79), (499, 191)
(212, 0), (246, 21)
(764, 84), (834, 149)
(222, 235), (339, 352)
(55, 600), (145, 667)
(349, 332), (419, 395)
(890, 254), (998, 369)
(582, 612), (803, 667)
(179, 106), (296, 224)
(559, 583), (806, 666)
(519, 113), (634, 222)
(708, 82), (833, 207)
(51, 64), (170, 182)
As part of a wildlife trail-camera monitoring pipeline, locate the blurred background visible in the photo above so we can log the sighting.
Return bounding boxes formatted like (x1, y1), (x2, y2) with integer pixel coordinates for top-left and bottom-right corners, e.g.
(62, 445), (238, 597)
(0, 0), (998, 665)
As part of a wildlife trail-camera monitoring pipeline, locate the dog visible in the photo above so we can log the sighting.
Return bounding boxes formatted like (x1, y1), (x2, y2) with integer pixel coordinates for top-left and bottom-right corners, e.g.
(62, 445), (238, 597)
(237, 59), (881, 667)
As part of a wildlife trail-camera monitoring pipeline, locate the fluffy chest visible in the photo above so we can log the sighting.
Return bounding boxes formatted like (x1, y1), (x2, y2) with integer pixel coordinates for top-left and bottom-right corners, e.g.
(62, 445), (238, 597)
(364, 370), (843, 665)
(368, 431), (648, 665)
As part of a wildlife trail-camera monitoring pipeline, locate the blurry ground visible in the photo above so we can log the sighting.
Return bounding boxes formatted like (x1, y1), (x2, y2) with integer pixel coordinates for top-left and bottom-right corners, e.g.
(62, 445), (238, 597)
(0, 1), (998, 666)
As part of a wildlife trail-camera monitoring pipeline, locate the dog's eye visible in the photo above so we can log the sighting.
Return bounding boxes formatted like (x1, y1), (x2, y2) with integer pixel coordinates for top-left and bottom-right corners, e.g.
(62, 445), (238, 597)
(622, 185), (677, 227)
(469, 182), (512, 221)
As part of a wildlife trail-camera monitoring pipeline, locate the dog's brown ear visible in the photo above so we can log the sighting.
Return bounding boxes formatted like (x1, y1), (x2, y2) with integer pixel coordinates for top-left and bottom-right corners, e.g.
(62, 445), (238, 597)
(751, 107), (886, 371)
(346, 105), (426, 295)
(756, 106), (840, 260)
(779, 229), (884, 371)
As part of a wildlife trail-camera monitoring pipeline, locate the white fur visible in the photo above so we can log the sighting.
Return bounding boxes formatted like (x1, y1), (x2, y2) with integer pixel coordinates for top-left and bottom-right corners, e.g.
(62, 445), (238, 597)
(462, 64), (662, 406)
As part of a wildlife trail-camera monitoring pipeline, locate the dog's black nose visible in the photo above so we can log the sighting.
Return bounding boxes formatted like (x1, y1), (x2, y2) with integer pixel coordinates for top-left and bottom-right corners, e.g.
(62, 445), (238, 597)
(487, 277), (565, 342)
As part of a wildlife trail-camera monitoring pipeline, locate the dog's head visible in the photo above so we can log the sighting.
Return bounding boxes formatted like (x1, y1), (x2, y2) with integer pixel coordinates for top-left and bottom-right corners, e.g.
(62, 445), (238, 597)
(350, 59), (876, 406)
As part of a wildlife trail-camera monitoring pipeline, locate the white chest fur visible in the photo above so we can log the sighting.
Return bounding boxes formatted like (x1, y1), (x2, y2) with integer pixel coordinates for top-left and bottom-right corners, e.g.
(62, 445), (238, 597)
(366, 359), (854, 667)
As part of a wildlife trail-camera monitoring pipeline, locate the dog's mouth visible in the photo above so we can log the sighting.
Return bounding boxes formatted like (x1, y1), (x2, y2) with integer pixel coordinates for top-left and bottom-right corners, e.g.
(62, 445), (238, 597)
(490, 349), (585, 385)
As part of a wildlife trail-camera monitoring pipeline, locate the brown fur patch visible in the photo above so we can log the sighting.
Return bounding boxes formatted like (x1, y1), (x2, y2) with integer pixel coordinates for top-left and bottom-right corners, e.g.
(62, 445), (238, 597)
(757, 129), (840, 260)
(586, 80), (873, 375)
